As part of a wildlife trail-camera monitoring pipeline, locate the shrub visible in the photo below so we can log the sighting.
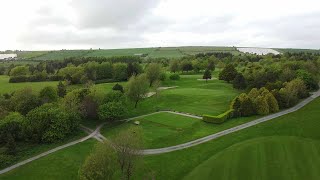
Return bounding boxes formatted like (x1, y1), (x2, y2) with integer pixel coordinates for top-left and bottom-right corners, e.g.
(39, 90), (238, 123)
(98, 102), (127, 121)
(169, 73), (180, 80)
(112, 83), (124, 93)
(203, 109), (234, 124)
(159, 72), (167, 81)
(0, 154), (15, 169)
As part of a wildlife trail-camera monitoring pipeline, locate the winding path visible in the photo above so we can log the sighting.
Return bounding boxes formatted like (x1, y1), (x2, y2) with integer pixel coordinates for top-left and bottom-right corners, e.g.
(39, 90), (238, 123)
(1, 89), (319, 174)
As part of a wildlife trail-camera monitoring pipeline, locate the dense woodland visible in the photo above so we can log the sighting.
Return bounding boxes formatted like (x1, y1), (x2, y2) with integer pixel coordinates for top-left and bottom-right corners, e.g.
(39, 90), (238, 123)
(0, 51), (319, 177)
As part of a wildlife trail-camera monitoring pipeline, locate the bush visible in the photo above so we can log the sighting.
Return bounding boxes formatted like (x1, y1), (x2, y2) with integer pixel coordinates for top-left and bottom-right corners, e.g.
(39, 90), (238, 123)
(159, 72), (167, 81)
(169, 73), (180, 80)
(98, 102), (127, 121)
(203, 109), (234, 124)
(0, 154), (16, 169)
(112, 83), (124, 93)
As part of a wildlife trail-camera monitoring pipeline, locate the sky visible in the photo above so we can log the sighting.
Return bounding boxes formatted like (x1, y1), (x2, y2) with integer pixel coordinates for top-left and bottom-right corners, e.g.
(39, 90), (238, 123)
(0, 0), (319, 50)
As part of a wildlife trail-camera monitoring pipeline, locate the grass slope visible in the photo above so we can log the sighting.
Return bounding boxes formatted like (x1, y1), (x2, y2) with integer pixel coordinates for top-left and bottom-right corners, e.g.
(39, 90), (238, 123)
(134, 97), (320, 179)
(101, 112), (257, 148)
(0, 140), (96, 180)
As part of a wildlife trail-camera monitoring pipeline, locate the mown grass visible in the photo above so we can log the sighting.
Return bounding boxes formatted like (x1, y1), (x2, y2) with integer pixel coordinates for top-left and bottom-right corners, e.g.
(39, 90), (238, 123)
(126, 74), (239, 117)
(32, 50), (92, 61)
(0, 75), (59, 94)
(101, 112), (257, 148)
(16, 51), (48, 59)
(132, 97), (320, 180)
(184, 136), (320, 180)
(0, 139), (96, 180)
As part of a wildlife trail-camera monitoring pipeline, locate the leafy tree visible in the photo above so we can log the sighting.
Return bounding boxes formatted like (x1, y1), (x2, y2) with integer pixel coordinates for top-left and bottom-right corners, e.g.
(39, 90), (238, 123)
(233, 73), (247, 89)
(39, 86), (58, 104)
(57, 81), (67, 97)
(170, 60), (179, 73)
(126, 74), (149, 108)
(9, 66), (30, 76)
(80, 95), (98, 120)
(146, 63), (162, 87)
(96, 62), (113, 79)
(255, 96), (269, 115)
(0, 112), (25, 148)
(113, 63), (128, 81)
(104, 91), (126, 104)
(26, 103), (80, 143)
(127, 62), (142, 78)
(230, 97), (241, 117)
(169, 73), (180, 80)
(238, 93), (255, 116)
(218, 64), (237, 82)
(296, 69), (319, 90)
(207, 59), (215, 71)
(112, 83), (124, 93)
(180, 60), (193, 73)
(113, 127), (144, 180)
(248, 88), (259, 101)
(79, 142), (117, 180)
(98, 102), (127, 121)
(10, 88), (39, 115)
(202, 69), (212, 82)
(265, 92), (279, 113)
(63, 88), (91, 113)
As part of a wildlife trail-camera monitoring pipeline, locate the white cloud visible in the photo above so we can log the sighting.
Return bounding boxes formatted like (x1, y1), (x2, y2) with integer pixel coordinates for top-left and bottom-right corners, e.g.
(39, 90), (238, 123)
(0, 0), (319, 50)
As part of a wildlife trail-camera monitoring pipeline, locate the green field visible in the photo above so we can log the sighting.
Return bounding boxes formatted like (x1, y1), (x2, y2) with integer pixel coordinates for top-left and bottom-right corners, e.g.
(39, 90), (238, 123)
(1, 97), (319, 179)
(0, 139), (96, 180)
(0, 76), (59, 94)
(32, 50), (92, 61)
(101, 112), (257, 148)
(135, 97), (320, 179)
(126, 74), (239, 117)
(184, 136), (320, 180)
(85, 48), (155, 57)
(16, 51), (48, 59)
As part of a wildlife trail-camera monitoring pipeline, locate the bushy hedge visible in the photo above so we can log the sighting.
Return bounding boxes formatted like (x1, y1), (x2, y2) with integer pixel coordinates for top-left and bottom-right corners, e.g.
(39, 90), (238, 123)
(169, 73), (180, 80)
(203, 109), (234, 124)
(9, 75), (63, 83)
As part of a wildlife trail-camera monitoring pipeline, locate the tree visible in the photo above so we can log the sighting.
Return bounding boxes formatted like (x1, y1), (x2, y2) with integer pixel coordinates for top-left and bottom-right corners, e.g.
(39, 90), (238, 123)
(233, 73), (247, 89)
(98, 102), (127, 121)
(218, 64), (237, 82)
(265, 93), (279, 113)
(113, 127), (144, 180)
(96, 62), (113, 79)
(0, 112), (25, 151)
(9, 66), (30, 76)
(126, 74), (149, 108)
(39, 86), (58, 104)
(112, 83), (124, 93)
(57, 81), (67, 97)
(26, 103), (80, 143)
(127, 62), (142, 78)
(146, 63), (162, 87)
(238, 93), (255, 116)
(180, 60), (193, 73)
(255, 96), (269, 115)
(79, 142), (117, 180)
(170, 60), (179, 73)
(80, 95), (98, 119)
(202, 69), (212, 83)
(113, 63), (128, 81)
(10, 88), (39, 115)
(207, 59), (215, 71)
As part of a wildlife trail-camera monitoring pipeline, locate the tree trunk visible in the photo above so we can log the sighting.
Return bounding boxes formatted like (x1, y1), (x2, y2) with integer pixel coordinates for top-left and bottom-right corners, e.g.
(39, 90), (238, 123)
(135, 100), (139, 108)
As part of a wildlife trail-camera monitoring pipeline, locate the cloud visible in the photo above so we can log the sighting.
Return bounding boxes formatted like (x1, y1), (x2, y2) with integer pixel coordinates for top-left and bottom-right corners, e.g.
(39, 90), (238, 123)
(70, 0), (161, 29)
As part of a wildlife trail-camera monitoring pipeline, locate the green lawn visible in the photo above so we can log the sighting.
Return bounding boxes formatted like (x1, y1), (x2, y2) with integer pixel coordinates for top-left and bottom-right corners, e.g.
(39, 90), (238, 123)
(132, 97), (320, 179)
(0, 139), (96, 180)
(32, 50), (92, 61)
(0, 76), (59, 94)
(126, 74), (239, 117)
(101, 112), (257, 148)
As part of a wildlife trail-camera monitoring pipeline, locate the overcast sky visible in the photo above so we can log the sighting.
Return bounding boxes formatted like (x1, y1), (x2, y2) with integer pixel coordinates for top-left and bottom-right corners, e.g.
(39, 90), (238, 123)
(0, 0), (319, 50)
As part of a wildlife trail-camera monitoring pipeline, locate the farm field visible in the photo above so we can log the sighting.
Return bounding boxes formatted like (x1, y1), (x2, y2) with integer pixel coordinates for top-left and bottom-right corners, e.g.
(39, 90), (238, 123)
(101, 112), (257, 148)
(32, 50), (92, 61)
(16, 51), (48, 59)
(85, 48), (155, 57)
